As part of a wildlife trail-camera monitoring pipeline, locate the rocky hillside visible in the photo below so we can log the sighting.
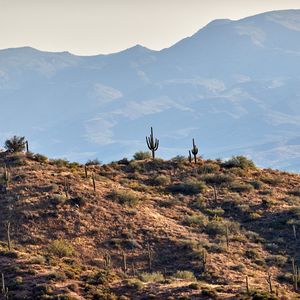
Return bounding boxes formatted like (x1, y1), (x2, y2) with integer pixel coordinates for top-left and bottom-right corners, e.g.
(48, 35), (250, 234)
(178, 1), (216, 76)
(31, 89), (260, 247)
(0, 151), (299, 299)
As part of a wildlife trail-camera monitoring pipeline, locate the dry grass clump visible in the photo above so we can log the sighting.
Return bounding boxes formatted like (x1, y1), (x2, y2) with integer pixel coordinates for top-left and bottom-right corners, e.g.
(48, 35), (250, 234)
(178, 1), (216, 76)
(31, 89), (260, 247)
(168, 179), (206, 195)
(47, 239), (74, 258)
(108, 189), (140, 207)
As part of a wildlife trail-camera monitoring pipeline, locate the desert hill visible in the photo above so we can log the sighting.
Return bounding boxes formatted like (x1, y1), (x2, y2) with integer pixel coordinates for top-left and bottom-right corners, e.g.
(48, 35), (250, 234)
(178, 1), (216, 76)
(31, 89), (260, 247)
(0, 150), (299, 299)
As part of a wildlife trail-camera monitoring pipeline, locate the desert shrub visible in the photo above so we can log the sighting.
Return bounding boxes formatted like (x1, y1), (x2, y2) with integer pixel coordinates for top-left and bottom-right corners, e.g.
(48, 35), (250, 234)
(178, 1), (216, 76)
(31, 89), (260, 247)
(284, 196), (300, 206)
(202, 173), (234, 186)
(124, 278), (143, 290)
(47, 239), (74, 258)
(205, 220), (226, 236)
(205, 219), (239, 236)
(168, 179), (206, 195)
(138, 272), (164, 283)
(201, 288), (218, 298)
(171, 155), (186, 165)
(68, 196), (86, 207)
(250, 180), (264, 189)
(204, 207), (224, 217)
(229, 182), (254, 193)
(108, 190), (140, 207)
(133, 151), (152, 160)
(288, 188), (300, 197)
(265, 255), (288, 267)
(222, 156), (255, 169)
(286, 207), (300, 226)
(149, 175), (171, 186)
(230, 263), (246, 272)
(260, 175), (283, 186)
(50, 194), (67, 206)
(85, 270), (118, 285)
(126, 160), (142, 173)
(259, 189), (273, 195)
(32, 284), (53, 298)
(158, 198), (179, 208)
(245, 249), (260, 259)
(183, 213), (208, 228)
(33, 153), (48, 163)
(51, 158), (69, 167)
(190, 196), (207, 210)
(4, 136), (26, 152)
(198, 163), (220, 174)
(174, 270), (196, 281)
(126, 181), (150, 192)
(30, 256), (46, 265)
(86, 159), (101, 166)
(117, 157), (130, 165)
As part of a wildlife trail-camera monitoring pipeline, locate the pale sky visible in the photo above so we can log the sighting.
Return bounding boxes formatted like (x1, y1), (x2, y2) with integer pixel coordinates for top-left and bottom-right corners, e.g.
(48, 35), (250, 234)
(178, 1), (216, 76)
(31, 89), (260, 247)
(1, 0), (300, 55)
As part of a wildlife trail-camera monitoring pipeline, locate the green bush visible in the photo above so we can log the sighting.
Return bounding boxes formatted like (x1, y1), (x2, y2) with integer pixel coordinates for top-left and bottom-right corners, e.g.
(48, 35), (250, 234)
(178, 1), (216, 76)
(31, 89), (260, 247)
(250, 180), (264, 190)
(138, 272), (164, 283)
(205, 220), (239, 236)
(288, 188), (300, 197)
(133, 151), (152, 160)
(198, 163), (220, 174)
(260, 175), (283, 186)
(47, 239), (74, 258)
(109, 189), (140, 207)
(168, 179), (206, 195)
(174, 270), (196, 281)
(183, 213), (208, 227)
(86, 159), (101, 165)
(202, 173), (234, 186)
(229, 182), (254, 193)
(222, 156), (255, 169)
(149, 175), (171, 186)
(50, 158), (69, 167)
(265, 255), (287, 267)
(32, 153), (48, 163)
(4, 136), (26, 153)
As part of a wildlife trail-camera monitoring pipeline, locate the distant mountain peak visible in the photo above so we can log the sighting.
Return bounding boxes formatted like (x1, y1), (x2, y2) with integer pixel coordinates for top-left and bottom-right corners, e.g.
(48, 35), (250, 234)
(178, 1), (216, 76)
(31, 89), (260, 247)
(205, 18), (233, 28)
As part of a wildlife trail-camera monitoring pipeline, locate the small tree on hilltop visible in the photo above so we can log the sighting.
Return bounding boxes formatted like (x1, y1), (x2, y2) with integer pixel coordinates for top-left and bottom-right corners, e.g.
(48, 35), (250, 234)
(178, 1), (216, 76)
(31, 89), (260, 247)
(4, 136), (26, 153)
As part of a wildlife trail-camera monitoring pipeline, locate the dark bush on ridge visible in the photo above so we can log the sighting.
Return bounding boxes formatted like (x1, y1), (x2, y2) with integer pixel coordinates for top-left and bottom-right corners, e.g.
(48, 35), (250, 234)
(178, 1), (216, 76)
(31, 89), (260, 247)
(4, 136), (26, 153)
(222, 156), (255, 170)
(168, 179), (206, 195)
(202, 173), (234, 186)
(133, 151), (152, 160)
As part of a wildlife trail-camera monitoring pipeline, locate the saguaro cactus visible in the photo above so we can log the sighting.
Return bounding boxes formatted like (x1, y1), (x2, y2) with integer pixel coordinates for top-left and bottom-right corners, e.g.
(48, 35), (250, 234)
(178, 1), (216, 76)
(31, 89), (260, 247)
(3, 165), (10, 189)
(6, 222), (11, 251)
(122, 251), (127, 273)
(25, 140), (29, 153)
(147, 243), (153, 271)
(64, 178), (70, 198)
(191, 138), (198, 164)
(292, 258), (298, 291)
(267, 272), (273, 294)
(188, 150), (192, 163)
(92, 173), (96, 192)
(146, 127), (159, 160)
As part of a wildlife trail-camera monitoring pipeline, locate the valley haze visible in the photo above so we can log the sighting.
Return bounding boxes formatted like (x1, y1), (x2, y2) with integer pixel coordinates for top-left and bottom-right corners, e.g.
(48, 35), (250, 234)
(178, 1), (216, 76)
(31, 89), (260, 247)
(1, 9), (300, 171)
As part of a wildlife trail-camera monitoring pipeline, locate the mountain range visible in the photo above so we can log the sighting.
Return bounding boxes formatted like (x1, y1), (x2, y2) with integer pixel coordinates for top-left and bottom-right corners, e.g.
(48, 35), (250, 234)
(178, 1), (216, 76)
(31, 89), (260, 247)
(1, 9), (300, 171)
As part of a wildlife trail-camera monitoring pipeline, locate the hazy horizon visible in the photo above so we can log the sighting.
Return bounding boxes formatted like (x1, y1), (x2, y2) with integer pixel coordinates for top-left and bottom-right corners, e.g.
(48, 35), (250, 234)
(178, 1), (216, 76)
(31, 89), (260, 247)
(1, 0), (300, 55)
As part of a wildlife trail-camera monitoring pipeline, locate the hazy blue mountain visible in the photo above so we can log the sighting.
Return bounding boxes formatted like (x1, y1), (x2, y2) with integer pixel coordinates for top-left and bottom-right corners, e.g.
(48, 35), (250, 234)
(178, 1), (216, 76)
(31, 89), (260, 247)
(1, 9), (300, 171)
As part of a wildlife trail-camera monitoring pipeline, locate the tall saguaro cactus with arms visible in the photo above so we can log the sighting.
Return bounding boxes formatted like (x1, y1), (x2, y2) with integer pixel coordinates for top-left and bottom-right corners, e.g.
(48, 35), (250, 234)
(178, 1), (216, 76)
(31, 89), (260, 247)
(146, 127), (159, 160)
(191, 138), (198, 164)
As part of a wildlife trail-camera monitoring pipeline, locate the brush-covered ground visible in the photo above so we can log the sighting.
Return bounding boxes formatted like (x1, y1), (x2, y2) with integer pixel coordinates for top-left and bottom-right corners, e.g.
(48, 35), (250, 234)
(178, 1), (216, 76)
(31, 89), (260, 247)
(0, 151), (299, 300)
